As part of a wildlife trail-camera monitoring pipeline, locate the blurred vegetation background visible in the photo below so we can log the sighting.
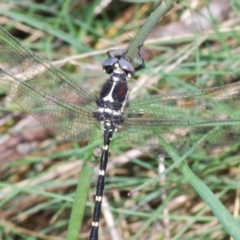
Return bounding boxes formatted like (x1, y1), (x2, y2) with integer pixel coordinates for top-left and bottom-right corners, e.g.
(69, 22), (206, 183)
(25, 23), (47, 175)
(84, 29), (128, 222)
(0, 0), (240, 239)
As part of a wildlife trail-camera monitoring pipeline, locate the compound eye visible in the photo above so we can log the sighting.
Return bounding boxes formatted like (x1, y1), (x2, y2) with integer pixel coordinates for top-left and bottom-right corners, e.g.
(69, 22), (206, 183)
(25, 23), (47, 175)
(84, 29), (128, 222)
(118, 59), (135, 78)
(103, 57), (119, 74)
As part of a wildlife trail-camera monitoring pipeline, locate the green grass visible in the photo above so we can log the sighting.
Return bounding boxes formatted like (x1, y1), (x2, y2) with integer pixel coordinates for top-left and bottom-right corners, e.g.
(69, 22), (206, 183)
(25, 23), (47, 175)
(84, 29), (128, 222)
(0, 0), (240, 239)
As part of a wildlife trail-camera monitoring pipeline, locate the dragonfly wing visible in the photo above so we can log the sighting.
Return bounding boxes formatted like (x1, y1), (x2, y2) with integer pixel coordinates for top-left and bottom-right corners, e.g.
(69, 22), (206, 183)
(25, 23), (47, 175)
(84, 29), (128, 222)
(122, 85), (240, 157)
(0, 27), (100, 141)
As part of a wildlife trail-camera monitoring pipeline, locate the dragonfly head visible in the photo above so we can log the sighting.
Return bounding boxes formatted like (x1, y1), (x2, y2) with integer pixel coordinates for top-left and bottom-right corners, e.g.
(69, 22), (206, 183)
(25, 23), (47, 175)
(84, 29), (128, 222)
(103, 57), (135, 79)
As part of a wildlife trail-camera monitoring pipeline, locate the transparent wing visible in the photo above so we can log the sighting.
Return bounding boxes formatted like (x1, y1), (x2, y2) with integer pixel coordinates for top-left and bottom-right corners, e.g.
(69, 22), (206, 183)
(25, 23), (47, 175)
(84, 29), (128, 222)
(0, 27), (100, 141)
(121, 84), (240, 157)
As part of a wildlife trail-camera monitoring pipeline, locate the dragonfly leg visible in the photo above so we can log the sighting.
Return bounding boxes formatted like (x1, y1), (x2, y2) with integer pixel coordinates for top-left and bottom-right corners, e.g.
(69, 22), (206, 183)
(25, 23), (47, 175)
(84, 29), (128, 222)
(107, 46), (145, 72)
(107, 49), (127, 59)
(134, 45), (145, 72)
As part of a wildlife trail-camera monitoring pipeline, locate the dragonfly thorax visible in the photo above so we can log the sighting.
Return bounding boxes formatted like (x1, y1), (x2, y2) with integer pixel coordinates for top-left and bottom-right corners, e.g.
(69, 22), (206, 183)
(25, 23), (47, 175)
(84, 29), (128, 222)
(95, 56), (131, 135)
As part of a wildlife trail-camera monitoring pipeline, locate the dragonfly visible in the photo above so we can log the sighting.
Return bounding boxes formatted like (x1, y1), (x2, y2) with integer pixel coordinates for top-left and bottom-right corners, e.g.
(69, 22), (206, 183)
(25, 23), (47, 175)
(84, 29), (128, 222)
(0, 27), (240, 240)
